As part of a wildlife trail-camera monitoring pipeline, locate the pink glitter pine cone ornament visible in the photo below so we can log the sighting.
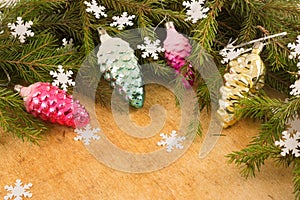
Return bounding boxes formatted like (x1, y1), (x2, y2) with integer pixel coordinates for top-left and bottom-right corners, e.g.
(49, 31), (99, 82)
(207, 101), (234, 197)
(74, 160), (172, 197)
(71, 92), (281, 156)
(163, 21), (195, 88)
(14, 82), (90, 128)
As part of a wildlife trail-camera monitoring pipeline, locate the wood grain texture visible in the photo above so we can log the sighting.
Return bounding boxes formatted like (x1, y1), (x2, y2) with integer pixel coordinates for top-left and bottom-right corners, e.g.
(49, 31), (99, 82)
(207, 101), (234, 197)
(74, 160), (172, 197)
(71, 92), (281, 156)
(0, 85), (293, 200)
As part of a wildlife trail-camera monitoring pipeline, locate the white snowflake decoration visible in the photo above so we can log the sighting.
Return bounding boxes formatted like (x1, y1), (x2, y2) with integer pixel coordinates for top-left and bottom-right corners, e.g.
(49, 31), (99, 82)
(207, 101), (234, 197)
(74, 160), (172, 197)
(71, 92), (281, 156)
(137, 37), (164, 60)
(62, 38), (73, 49)
(288, 35), (300, 67)
(110, 12), (135, 30)
(84, 0), (107, 19)
(219, 47), (245, 64)
(275, 130), (300, 157)
(157, 130), (186, 153)
(183, 0), (209, 23)
(50, 65), (75, 91)
(290, 79), (300, 96)
(74, 124), (100, 145)
(8, 17), (34, 43)
(4, 179), (32, 200)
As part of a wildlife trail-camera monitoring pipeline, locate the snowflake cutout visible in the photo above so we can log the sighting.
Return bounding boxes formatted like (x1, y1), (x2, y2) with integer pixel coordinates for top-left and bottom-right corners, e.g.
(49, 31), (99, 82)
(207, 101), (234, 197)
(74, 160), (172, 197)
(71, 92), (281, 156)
(275, 130), (300, 157)
(183, 0), (209, 23)
(137, 37), (164, 60)
(157, 130), (186, 153)
(286, 115), (300, 133)
(50, 65), (75, 91)
(288, 35), (300, 61)
(219, 47), (245, 64)
(62, 38), (73, 49)
(4, 179), (32, 200)
(8, 17), (34, 43)
(84, 0), (107, 19)
(74, 124), (100, 145)
(290, 79), (300, 96)
(110, 12), (135, 30)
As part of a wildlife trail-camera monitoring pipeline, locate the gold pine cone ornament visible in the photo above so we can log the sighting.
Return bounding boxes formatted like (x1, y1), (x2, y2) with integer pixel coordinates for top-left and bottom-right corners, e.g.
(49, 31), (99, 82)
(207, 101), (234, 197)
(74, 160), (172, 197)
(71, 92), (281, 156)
(217, 42), (266, 128)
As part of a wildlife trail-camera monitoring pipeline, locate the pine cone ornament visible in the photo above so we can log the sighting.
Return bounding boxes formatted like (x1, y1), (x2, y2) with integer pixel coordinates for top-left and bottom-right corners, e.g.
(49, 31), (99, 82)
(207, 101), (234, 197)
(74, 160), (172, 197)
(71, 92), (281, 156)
(163, 21), (195, 88)
(217, 42), (266, 128)
(97, 29), (144, 108)
(15, 82), (90, 128)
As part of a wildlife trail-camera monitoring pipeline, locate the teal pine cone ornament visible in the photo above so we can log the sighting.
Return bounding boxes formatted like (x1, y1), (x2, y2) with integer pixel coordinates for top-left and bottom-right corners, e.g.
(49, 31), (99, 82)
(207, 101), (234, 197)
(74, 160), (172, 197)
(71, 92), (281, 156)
(97, 29), (145, 108)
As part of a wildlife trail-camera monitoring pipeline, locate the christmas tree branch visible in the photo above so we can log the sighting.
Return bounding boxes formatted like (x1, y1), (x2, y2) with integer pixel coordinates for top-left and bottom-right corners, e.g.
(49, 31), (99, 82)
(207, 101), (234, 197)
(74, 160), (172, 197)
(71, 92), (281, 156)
(0, 88), (46, 143)
(226, 144), (280, 178)
(293, 159), (300, 199)
(193, 0), (225, 52)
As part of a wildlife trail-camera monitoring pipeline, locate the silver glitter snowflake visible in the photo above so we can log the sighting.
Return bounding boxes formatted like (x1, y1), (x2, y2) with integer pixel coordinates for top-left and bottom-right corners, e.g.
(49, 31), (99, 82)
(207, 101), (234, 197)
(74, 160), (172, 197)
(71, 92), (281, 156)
(290, 79), (300, 96)
(62, 38), (73, 48)
(74, 124), (100, 145)
(275, 130), (300, 157)
(183, 0), (209, 23)
(137, 37), (164, 60)
(110, 12), (135, 30)
(288, 35), (300, 67)
(219, 47), (245, 64)
(4, 179), (32, 200)
(50, 65), (75, 91)
(84, 0), (107, 19)
(8, 17), (34, 43)
(157, 130), (186, 153)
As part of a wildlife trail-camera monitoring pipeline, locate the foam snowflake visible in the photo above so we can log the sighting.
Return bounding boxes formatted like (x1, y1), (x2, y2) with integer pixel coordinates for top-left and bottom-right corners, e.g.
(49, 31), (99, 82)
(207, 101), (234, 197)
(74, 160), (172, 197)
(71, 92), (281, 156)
(74, 124), (100, 145)
(62, 38), (73, 49)
(50, 65), (75, 91)
(183, 0), (209, 23)
(275, 130), (300, 157)
(286, 115), (300, 132)
(157, 130), (186, 153)
(219, 47), (245, 64)
(8, 17), (34, 43)
(290, 79), (300, 96)
(137, 37), (164, 60)
(288, 35), (300, 67)
(4, 179), (32, 200)
(110, 12), (135, 30)
(84, 0), (107, 19)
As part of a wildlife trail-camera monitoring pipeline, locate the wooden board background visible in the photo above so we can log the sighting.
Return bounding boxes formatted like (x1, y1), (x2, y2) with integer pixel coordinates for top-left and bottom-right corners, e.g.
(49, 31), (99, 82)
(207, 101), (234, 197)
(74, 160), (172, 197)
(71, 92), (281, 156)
(0, 85), (294, 199)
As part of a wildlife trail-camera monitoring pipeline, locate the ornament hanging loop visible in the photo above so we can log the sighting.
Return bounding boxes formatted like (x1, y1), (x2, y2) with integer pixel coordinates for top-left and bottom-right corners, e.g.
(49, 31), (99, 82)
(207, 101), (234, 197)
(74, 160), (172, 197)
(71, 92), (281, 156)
(14, 84), (22, 92)
(97, 27), (106, 35)
(0, 68), (11, 87)
(153, 0), (168, 32)
(225, 32), (287, 50)
(153, 15), (167, 33)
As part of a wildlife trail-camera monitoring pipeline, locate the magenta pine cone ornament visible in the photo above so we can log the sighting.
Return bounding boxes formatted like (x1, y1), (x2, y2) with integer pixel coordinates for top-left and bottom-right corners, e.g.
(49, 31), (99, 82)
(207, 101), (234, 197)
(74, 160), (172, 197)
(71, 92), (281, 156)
(163, 21), (195, 88)
(15, 82), (90, 128)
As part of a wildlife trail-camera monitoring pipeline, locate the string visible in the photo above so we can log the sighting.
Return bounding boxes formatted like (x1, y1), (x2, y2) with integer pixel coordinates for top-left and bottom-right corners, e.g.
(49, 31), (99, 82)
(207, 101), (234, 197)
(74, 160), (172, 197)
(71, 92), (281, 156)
(0, 68), (11, 87)
(226, 32), (287, 50)
(152, 0), (167, 36)
(153, 15), (167, 33)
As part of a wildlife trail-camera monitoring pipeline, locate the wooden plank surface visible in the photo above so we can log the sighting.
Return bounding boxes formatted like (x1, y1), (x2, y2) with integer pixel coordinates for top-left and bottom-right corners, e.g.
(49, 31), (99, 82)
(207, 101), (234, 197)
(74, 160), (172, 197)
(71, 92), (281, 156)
(0, 85), (294, 199)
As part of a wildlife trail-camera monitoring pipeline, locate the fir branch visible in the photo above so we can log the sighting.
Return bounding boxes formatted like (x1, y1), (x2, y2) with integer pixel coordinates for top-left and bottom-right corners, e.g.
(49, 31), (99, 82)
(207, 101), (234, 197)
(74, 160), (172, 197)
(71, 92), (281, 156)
(193, 0), (225, 52)
(293, 159), (300, 199)
(0, 33), (78, 83)
(266, 69), (291, 94)
(226, 144), (280, 178)
(0, 88), (46, 143)
(237, 95), (283, 121)
(80, 0), (95, 55)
